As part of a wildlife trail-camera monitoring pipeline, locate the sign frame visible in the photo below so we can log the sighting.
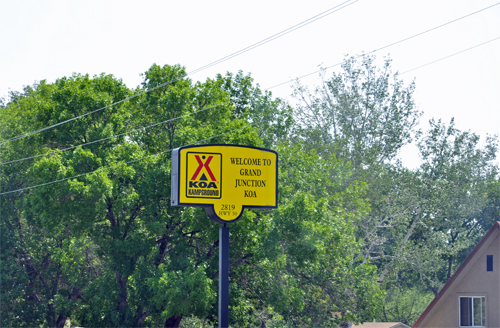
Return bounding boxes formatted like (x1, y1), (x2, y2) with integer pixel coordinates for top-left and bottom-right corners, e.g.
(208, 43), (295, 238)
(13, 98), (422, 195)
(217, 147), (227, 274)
(171, 144), (278, 223)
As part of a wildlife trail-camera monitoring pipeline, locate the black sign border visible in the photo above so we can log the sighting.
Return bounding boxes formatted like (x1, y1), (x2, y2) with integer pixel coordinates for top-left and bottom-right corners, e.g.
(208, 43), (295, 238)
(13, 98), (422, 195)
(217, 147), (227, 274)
(171, 144), (278, 224)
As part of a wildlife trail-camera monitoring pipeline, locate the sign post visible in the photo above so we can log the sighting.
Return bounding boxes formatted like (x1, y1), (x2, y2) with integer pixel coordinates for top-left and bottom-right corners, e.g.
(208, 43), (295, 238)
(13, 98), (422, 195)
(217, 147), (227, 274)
(219, 224), (229, 328)
(171, 144), (278, 327)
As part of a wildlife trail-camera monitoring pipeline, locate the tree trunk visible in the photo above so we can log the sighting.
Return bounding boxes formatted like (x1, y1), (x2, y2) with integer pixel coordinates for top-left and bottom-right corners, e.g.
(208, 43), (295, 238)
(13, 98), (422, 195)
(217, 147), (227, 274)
(136, 312), (149, 326)
(447, 256), (453, 280)
(55, 314), (67, 328)
(164, 314), (183, 328)
(116, 272), (129, 322)
(379, 205), (422, 282)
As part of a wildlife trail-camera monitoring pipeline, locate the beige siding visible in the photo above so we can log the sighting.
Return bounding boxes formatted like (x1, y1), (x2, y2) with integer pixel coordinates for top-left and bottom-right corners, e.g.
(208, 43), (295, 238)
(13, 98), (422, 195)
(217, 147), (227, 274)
(418, 232), (499, 328)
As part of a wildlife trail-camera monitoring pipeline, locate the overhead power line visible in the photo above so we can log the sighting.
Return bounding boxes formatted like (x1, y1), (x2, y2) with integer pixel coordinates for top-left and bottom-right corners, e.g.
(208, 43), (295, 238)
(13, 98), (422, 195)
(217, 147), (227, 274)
(4, 38), (500, 168)
(400, 36), (500, 75)
(2, 3), (500, 193)
(0, 102), (227, 165)
(266, 1), (500, 90)
(3, 32), (497, 195)
(0, 0), (358, 147)
(0, 123), (257, 196)
(186, 0), (358, 76)
(2, 2), (499, 166)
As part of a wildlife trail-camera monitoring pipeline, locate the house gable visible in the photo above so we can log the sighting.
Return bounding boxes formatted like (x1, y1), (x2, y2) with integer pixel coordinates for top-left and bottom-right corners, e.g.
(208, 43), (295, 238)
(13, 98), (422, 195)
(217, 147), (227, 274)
(413, 221), (500, 327)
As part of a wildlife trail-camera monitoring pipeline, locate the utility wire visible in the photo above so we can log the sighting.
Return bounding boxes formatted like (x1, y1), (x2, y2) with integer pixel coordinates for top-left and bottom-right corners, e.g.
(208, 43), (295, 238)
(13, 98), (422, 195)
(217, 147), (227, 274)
(2, 36), (498, 196)
(3, 0), (494, 144)
(0, 123), (257, 196)
(0, 0), (359, 165)
(0, 0), (357, 146)
(0, 102), (227, 165)
(266, 2), (500, 90)
(186, 0), (358, 76)
(4, 25), (496, 195)
(400, 36), (500, 75)
(2, 2), (499, 166)
(3, 3), (500, 192)
(6, 26), (495, 195)
(4, 36), (499, 167)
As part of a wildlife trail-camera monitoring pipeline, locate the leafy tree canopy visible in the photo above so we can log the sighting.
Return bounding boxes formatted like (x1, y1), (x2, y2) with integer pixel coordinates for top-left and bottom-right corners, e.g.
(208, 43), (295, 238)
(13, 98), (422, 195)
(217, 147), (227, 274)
(0, 64), (380, 327)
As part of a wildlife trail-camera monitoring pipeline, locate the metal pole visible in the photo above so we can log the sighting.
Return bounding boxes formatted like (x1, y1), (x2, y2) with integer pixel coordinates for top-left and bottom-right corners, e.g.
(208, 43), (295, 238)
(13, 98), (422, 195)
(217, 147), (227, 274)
(219, 224), (229, 328)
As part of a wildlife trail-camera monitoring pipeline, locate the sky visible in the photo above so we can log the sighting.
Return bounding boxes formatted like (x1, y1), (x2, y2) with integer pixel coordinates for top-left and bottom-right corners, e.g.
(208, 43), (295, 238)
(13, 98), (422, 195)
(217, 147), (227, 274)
(1, 0), (499, 168)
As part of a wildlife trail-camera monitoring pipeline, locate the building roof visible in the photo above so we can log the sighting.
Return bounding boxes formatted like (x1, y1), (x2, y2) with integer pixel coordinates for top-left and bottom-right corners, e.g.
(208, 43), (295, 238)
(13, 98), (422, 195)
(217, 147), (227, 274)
(353, 322), (410, 328)
(412, 221), (500, 327)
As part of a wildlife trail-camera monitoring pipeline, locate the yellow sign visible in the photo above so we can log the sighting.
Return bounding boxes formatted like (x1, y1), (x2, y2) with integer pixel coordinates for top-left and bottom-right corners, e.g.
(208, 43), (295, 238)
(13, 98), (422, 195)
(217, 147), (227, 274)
(171, 145), (278, 223)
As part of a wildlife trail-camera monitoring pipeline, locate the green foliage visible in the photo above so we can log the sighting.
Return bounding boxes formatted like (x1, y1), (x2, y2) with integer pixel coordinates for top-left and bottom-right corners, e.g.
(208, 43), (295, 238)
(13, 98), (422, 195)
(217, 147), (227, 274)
(291, 54), (498, 325)
(261, 191), (383, 326)
(376, 286), (434, 326)
(147, 265), (215, 324)
(216, 71), (294, 148)
(0, 53), (487, 328)
(293, 54), (421, 168)
(237, 144), (383, 327)
(369, 119), (498, 294)
(482, 179), (500, 224)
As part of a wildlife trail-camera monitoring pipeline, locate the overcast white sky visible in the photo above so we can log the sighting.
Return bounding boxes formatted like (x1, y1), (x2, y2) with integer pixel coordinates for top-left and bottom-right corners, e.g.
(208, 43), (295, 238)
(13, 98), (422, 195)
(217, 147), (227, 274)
(1, 0), (499, 167)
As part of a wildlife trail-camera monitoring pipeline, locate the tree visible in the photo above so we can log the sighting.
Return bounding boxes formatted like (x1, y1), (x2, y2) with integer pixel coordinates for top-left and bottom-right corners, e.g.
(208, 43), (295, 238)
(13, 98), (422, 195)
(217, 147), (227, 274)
(369, 119), (497, 286)
(378, 286), (433, 326)
(291, 54), (499, 325)
(0, 68), (243, 326)
(239, 143), (383, 327)
(0, 76), (122, 327)
(479, 175), (500, 226)
(292, 54), (420, 169)
(1, 64), (384, 327)
(216, 71), (294, 149)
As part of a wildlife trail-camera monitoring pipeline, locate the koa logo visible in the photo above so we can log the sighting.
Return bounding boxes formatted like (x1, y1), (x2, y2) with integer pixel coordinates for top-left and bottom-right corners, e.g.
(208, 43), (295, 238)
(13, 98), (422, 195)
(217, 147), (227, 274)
(186, 152), (222, 199)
